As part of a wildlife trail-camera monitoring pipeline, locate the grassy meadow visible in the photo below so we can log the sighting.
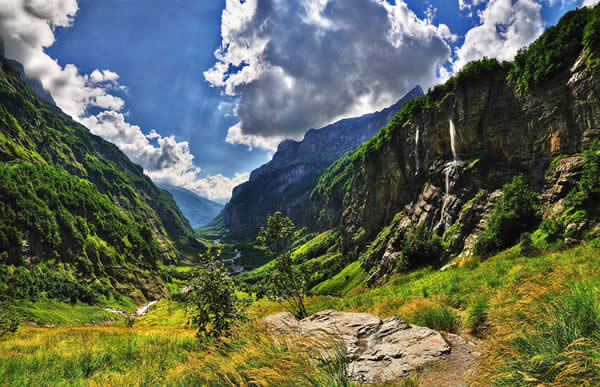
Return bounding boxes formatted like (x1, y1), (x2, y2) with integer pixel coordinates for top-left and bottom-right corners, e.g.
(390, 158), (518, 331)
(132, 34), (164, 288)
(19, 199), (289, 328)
(2, 238), (600, 385)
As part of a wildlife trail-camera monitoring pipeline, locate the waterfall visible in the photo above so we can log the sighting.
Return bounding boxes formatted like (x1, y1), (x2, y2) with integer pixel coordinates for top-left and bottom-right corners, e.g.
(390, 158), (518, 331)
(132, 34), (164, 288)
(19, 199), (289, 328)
(449, 119), (457, 162)
(415, 127), (420, 173)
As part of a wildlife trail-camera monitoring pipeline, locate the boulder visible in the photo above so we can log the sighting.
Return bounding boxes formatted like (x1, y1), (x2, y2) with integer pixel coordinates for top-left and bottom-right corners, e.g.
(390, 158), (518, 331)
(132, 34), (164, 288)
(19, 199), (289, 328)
(263, 310), (450, 384)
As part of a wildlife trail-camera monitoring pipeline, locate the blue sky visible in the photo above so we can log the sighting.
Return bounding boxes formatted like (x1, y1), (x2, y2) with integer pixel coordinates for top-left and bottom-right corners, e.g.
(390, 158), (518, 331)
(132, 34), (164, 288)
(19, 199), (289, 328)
(47, 0), (270, 178)
(1, 0), (594, 200)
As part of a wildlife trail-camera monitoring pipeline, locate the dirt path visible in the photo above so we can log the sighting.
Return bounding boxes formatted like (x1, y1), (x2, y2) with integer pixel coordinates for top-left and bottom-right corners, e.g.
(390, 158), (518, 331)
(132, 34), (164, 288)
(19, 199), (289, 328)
(416, 333), (484, 386)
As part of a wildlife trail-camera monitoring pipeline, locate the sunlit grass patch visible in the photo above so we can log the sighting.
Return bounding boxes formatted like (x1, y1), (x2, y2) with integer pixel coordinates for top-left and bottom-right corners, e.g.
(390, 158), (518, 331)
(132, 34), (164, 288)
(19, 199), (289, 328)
(0, 321), (354, 386)
(311, 260), (366, 296)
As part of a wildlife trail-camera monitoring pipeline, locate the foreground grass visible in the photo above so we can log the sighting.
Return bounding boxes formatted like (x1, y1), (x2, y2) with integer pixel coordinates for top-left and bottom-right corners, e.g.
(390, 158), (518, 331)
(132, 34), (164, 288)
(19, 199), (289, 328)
(0, 322), (352, 386)
(4, 240), (600, 385)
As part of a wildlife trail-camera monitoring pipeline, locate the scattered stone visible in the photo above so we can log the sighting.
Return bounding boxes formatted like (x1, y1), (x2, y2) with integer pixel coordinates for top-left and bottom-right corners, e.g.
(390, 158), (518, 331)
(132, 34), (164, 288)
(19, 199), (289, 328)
(263, 310), (450, 384)
(440, 262), (457, 272)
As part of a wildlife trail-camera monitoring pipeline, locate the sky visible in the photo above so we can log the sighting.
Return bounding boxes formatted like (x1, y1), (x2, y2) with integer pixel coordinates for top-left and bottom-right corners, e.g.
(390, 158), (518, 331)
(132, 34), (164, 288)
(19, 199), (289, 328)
(0, 0), (598, 201)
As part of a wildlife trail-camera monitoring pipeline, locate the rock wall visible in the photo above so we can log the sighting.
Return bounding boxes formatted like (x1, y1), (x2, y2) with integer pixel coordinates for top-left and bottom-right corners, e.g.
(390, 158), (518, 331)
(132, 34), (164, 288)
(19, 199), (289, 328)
(334, 51), (599, 282)
(223, 86), (424, 235)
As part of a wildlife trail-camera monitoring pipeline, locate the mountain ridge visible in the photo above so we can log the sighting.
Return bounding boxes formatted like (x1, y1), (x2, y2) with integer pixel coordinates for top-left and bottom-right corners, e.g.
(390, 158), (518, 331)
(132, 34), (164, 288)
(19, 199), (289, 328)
(220, 85), (424, 236)
(158, 184), (224, 229)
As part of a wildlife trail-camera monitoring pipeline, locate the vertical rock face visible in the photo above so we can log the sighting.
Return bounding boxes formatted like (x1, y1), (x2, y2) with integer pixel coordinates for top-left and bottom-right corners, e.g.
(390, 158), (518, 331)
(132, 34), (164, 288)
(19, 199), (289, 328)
(330, 49), (599, 281)
(222, 86), (424, 235)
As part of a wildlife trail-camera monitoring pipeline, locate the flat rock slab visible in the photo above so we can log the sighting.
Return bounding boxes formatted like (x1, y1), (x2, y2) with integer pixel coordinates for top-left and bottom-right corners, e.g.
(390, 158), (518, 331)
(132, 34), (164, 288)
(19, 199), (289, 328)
(262, 310), (450, 384)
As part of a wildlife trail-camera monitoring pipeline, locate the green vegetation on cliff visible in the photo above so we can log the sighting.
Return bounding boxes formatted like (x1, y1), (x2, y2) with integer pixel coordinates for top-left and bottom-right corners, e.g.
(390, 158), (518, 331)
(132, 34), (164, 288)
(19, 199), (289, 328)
(0, 55), (200, 304)
(509, 5), (600, 91)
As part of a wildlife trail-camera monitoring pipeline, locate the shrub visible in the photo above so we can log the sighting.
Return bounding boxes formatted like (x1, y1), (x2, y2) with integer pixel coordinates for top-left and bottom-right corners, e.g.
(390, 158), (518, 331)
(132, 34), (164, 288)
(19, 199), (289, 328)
(396, 225), (446, 272)
(474, 175), (539, 257)
(518, 232), (537, 257)
(185, 251), (249, 338)
(0, 304), (18, 337)
(455, 57), (508, 86)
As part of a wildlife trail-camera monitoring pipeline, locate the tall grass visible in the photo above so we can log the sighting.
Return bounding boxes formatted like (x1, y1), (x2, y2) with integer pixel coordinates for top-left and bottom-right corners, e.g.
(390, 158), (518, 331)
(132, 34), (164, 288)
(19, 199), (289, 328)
(487, 281), (600, 385)
(0, 322), (353, 386)
(171, 322), (352, 386)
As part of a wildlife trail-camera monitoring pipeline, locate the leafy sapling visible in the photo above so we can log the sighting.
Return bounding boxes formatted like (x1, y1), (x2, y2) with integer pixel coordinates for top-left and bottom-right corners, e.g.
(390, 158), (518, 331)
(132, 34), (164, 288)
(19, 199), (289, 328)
(256, 212), (308, 319)
(185, 249), (249, 338)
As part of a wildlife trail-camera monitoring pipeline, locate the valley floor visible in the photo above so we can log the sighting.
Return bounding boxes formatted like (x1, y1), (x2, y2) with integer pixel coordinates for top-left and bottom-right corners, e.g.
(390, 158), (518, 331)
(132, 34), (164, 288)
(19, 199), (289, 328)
(2, 239), (600, 385)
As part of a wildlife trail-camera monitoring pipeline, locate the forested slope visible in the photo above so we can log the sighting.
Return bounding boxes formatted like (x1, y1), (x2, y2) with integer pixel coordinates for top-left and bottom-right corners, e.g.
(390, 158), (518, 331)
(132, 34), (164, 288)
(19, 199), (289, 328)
(0, 55), (199, 302)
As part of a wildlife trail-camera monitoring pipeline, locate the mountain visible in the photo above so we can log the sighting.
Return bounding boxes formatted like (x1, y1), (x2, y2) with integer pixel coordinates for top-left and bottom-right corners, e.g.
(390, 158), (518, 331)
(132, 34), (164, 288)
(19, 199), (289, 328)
(158, 184), (224, 228)
(0, 38), (55, 105)
(221, 85), (424, 235)
(0, 55), (199, 303)
(311, 5), (600, 284)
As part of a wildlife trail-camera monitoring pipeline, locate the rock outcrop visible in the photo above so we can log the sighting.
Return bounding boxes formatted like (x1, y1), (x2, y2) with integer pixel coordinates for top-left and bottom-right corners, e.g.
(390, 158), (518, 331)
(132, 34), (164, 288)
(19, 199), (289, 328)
(221, 86), (424, 235)
(263, 310), (450, 384)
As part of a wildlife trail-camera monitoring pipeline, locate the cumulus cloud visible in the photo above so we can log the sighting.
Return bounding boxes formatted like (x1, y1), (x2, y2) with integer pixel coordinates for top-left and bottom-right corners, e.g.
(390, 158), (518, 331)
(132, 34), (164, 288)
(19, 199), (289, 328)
(0, 0), (245, 200)
(458, 0), (486, 11)
(453, 0), (544, 72)
(583, 0), (600, 7)
(206, 0), (456, 150)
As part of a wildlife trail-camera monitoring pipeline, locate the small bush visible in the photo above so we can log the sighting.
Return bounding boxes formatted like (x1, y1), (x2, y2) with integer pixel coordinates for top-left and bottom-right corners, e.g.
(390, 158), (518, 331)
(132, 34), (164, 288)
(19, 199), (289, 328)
(474, 175), (539, 257)
(186, 251), (249, 338)
(518, 232), (537, 257)
(396, 225), (446, 272)
(0, 304), (19, 337)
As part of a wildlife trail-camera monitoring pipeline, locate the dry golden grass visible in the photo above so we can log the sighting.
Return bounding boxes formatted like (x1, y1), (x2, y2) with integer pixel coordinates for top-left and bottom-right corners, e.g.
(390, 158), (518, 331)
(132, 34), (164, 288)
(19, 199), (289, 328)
(0, 321), (352, 386)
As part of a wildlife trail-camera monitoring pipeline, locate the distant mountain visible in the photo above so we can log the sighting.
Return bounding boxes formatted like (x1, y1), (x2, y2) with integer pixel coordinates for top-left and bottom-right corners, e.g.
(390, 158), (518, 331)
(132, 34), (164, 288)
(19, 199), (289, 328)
(159, 184), (224, 228)
(220, 86), (424, 235)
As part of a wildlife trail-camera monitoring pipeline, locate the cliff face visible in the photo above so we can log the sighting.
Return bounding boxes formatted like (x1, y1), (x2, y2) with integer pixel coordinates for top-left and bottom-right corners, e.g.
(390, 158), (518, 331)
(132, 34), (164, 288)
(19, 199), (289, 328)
(222, 86), (424, 235)
(330, 49), (599, 282)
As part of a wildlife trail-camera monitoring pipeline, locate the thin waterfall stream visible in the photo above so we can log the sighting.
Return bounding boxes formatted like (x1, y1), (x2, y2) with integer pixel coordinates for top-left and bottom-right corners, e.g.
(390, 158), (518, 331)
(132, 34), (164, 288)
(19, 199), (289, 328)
(436, 117), (460, 233)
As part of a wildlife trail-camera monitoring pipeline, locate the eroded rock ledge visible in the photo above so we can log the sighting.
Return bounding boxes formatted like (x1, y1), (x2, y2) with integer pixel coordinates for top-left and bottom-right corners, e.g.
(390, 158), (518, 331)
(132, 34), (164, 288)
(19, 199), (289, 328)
(263, 310), (450, 384)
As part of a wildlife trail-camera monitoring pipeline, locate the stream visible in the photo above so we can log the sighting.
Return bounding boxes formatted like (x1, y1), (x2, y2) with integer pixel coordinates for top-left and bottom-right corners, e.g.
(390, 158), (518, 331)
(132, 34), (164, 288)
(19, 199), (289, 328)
(105, 300), (157, 319)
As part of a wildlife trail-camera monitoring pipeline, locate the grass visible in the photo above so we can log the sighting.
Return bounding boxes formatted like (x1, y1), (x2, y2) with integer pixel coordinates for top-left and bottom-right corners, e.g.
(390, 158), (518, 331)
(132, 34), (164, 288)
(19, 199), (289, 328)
(0, 322), (353, 386)
(119, 300), (188, 329)
(0, 326), (201, 385)
(249, 239), (600, 384)
(8, 300), (128, 327)
(3, 235), (600, 385)
(311, 260), (367, 296)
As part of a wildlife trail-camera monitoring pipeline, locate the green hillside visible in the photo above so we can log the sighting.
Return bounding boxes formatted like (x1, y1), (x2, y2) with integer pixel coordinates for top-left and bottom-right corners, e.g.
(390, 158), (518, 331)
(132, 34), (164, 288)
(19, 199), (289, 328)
(0, 56), (201, 303)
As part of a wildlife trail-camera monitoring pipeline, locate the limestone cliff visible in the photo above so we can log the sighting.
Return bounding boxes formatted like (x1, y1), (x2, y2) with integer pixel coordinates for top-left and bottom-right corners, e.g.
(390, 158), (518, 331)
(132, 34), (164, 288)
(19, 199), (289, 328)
(222, 86), (423, 235)
(315, 6), (600, 283)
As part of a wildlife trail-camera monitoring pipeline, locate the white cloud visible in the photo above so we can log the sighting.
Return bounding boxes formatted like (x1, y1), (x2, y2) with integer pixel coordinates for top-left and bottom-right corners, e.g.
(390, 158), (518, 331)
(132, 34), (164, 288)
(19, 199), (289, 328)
(453, 0), (544, 73)
(459, 0), (486, 11)
(206, 0), (456, 150)
(0, 0), (243, 200)
(583, 0), (600, 6)
(225, 122), (290, 151)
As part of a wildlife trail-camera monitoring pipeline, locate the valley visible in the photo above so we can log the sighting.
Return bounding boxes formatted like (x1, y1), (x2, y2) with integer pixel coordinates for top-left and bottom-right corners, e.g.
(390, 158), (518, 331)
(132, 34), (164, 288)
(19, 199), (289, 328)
(2, 2), (600, 386)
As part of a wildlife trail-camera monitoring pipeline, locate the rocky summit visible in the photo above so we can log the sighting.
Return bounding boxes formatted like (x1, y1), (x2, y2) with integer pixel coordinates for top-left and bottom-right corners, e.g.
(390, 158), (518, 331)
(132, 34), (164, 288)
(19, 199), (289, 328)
(263, 310), (451, 384)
